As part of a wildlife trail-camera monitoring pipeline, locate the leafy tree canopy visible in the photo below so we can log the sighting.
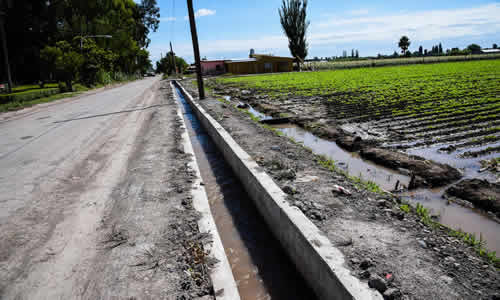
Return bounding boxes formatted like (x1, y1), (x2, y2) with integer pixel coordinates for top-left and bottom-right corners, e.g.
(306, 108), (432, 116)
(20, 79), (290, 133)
(279, 0), (309, 63)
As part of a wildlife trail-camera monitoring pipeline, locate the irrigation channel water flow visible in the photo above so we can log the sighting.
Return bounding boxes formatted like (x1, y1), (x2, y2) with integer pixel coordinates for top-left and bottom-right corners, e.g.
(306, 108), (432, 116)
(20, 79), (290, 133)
(237, 103), (500, 254)
(173, 86), (317, 300)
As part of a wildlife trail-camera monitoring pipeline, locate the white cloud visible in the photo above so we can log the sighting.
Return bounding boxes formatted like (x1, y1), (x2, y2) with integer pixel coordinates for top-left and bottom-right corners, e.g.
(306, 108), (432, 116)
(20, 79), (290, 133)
(313, 3), (500, 44)
(184, 8), (216, 20)
(349, 9), (369, 16)
(195, 8), (216, 18)
(160, 17), (176, 22)
(151, 3), (500, 61)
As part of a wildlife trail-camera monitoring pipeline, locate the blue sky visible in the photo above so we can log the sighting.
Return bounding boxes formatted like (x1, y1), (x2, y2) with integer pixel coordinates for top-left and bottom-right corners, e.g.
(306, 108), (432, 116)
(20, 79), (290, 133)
(146, 0), (500, 63)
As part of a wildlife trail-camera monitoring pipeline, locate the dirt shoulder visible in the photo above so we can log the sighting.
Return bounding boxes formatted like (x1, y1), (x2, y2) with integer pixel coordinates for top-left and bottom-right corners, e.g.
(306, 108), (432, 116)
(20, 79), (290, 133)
(75, 80), (214, 299)
(183, 79), (499, 300)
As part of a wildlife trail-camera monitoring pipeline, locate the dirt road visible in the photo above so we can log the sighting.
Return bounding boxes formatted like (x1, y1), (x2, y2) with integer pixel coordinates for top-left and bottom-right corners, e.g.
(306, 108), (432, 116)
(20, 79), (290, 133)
(0, 78), (213, 299)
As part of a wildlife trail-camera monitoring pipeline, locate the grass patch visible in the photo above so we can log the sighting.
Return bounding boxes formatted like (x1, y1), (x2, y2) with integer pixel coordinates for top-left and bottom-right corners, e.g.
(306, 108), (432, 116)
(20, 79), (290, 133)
(399, 201), (500, 267)
(316, 156), (383, 194)
(0, 91), (81, 112)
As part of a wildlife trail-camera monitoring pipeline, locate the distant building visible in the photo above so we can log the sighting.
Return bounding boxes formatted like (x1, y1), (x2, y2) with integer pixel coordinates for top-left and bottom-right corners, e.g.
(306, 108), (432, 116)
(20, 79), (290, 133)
(199, 54), (294, 76)
(481, 48), (500, 54)
(225, 54), (294, 75)
(200, 60), (226, 75)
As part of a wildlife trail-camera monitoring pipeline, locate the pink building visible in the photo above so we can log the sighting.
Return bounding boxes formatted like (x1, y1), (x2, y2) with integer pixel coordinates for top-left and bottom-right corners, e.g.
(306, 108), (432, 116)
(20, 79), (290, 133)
(200, 60), (226, 75)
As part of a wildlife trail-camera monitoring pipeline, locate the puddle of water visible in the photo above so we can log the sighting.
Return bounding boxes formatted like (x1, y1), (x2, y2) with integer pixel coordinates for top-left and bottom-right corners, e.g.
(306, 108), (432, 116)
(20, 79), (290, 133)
(271, 124), (500, 253)
(271, 123), (410, 192)
(401, 144), (499, 253)
(175, 87), (316, 300)
(406, 143), (498, 181)
(403, 187), (500, 253)
(247, 105), (272, 121)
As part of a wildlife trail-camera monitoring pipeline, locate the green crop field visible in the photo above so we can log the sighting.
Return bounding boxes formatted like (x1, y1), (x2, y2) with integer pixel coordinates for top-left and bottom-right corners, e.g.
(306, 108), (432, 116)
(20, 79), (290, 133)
(216, 59), (500, 159)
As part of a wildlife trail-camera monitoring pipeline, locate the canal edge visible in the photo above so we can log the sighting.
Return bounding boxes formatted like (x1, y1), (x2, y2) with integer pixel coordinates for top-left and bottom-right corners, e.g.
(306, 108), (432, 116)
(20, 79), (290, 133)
(170, 81), (241, 300)
(174, 81), (383, 300)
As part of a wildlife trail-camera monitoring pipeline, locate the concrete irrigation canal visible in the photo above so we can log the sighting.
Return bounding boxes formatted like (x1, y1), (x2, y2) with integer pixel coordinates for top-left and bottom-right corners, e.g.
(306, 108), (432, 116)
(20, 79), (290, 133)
(172, 83), (317, 299)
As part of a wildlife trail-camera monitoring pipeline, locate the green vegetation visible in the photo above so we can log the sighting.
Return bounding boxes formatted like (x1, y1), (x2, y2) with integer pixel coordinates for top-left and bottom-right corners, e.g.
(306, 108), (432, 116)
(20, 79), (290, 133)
(1, 0), (159, 91)
(220, 60), (499, 119)
(156, 53), (189, 75)
(219, 60), (500, 150)
(0, 87), (59, 103)
(305, 54), (500, 71)
(398, 202), (500, 267)
(316, 156), (382, 194)
(0, 89), (84, 112)
(399, 204), (410, 213)
(279, 0), (309, 64)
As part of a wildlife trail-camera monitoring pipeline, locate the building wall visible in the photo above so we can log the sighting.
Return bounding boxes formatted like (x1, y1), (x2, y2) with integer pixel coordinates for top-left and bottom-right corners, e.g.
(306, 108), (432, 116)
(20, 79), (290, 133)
(201, 61), (226, 75)
(227, 58), (293, 75)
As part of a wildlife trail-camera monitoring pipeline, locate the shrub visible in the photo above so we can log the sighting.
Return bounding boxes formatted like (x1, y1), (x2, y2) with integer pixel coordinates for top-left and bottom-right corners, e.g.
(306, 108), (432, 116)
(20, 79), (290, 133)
(0, 88), (59, 103)
(58, 81), (69, 92)
(96, 69), (112, 85)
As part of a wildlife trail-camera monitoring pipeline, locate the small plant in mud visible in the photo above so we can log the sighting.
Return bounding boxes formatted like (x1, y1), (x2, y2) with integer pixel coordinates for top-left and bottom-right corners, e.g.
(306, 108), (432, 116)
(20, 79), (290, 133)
(399, 204), (410, 213)
(412, 203), (500, 267)
(316, 156), (383, 194)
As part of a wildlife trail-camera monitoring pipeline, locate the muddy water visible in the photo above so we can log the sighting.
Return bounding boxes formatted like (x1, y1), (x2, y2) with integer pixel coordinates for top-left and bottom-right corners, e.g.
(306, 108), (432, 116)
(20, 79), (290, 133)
(267, 125), (500, 253)
(403, 144), (500, 253)
(274, 123), (500, 253)
(175, 88), (316, 299)
(403, 187), (500, 253)
(270, 123), (410, 192)
(406, 143), (499, 181)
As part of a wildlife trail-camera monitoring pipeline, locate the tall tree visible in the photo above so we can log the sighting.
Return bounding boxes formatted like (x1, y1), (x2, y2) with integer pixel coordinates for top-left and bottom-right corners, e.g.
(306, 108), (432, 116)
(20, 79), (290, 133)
(279, 0), (309, 65)
(398, 36), (410, 55)
(467, 44), (481, 54)
(438, 43), (443, 54)
(135, 0), (160, 48)
(418, 46), (423, 56)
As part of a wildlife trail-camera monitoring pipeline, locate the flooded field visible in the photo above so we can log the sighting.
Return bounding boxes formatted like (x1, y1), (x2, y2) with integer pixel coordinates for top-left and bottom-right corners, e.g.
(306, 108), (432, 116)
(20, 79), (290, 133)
(271, 123), (409, 191)
(210, 60), (500, 253)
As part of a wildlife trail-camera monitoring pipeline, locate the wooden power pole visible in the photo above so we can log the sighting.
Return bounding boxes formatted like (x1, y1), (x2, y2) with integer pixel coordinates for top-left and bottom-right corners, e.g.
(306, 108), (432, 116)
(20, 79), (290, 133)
(170, 41), (177, 76)
(186, 0), (205, 99)
(0, 12), (12, 93)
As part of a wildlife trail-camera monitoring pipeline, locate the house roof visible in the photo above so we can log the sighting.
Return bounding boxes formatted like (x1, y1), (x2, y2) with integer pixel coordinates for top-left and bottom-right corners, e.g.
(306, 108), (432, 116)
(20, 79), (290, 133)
(200, 60), (226, 63)
(482, 49), (500, 53)
(226, 58), (258, 63)
(252, 54), (294, 60)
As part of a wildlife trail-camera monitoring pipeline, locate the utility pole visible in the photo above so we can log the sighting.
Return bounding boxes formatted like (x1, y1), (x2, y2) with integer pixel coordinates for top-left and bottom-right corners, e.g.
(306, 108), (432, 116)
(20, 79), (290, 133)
(170, 41), (177, 76)
(0, 11), (12, 93)
(186, 0), (205, 99)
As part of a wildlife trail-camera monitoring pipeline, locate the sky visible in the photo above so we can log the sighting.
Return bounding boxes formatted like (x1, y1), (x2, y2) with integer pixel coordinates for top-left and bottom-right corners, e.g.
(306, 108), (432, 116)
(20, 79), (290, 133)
(144, 0), (500, 64)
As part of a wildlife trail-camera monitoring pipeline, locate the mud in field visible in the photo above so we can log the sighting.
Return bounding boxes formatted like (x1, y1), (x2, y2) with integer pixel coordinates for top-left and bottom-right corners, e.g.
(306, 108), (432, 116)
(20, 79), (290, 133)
(208, 80), (500, 245)
(183, 79), (500, 300)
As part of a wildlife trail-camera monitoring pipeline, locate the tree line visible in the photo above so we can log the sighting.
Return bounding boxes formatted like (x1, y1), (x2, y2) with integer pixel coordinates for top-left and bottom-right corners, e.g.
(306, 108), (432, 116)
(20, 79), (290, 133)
(0, 0), (160, 89)
(397, 36), (496, 58)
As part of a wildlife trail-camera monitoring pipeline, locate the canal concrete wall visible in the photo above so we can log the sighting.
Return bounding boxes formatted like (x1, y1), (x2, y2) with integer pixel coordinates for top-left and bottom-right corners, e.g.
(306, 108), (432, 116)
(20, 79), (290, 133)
(174, 81), (382, 300)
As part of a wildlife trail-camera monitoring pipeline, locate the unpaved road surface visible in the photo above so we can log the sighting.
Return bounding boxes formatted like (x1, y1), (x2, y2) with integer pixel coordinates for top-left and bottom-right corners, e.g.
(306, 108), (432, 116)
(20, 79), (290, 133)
(0, 78), (213, 299)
